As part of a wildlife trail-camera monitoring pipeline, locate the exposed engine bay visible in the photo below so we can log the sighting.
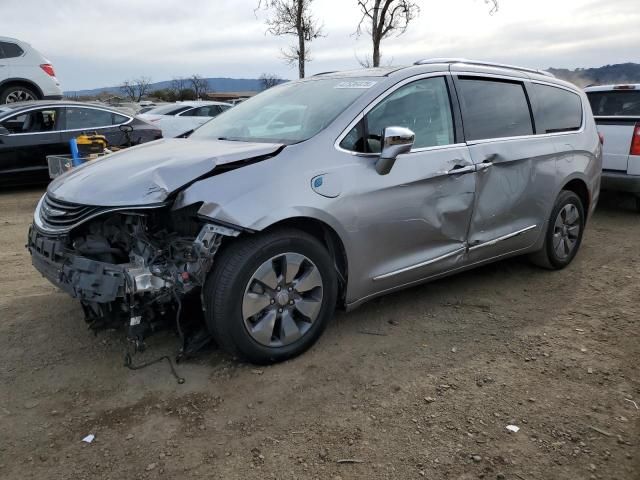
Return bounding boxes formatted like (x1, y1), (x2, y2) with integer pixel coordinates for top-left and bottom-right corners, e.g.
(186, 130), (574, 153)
(28, 198), (239, 360)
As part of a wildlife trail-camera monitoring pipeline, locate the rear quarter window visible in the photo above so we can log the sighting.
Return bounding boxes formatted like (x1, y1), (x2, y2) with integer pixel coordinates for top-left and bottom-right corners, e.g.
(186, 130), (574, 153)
(457, 77), (533, 141)
(0, 41), (24, 59)
(587, 90), (640, 116)
(532, 84), (582, 133)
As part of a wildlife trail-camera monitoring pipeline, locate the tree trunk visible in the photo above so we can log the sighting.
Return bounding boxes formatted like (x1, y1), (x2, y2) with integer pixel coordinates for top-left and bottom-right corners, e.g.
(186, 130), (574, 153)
(298, 31), (305, 78)
(297, 0), (305, 78)
(372, 36), (380, 67)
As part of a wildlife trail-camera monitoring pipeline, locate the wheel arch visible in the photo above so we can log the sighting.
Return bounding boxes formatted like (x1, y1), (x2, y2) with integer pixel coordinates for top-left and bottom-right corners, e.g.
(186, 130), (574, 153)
(261, 216), (349, 307)
(0, 78), (44, 99)
(561, 177), (590, 221)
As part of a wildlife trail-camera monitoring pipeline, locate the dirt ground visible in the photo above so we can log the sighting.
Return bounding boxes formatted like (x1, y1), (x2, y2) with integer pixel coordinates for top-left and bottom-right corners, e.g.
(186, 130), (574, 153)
(0, 187), (638, 480)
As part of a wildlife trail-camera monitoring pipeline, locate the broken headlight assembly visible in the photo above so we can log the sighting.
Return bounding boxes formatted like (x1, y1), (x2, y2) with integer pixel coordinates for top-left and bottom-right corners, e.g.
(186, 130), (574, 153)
(28, 197), (240, 361)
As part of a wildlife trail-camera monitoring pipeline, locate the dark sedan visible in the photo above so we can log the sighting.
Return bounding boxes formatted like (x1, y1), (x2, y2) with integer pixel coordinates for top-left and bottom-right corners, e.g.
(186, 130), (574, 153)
(0, 100), (162, 186)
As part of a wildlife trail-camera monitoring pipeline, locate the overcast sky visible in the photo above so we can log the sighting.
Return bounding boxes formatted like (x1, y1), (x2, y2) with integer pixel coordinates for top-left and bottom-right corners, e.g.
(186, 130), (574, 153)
(2, 0), (639, 90)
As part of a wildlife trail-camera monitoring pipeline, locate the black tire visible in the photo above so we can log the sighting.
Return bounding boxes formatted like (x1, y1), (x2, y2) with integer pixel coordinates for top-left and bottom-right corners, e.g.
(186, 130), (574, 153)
(203, 228), (338, 364)
(635, 196), (640, 213)
(529, 190), (585, 270)
(0, 85), (39, 104)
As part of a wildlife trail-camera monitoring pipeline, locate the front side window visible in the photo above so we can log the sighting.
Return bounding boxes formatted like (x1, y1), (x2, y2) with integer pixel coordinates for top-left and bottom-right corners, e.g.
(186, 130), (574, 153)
(191, 78), (377, 144)
(587, 90), (640, 116)
(532, 84), (582, 133)
(65, 107), (114, 130)
(1, 108), (60, 134)
(340, 76), (455, 153)
(457, 78), (533, 141)
(0, 41), (24, 59)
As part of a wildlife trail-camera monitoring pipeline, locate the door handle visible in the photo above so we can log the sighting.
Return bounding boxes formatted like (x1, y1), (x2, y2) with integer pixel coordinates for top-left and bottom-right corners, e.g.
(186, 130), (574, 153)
(446, 164), (475, 176)
(477, 161), (493, 171)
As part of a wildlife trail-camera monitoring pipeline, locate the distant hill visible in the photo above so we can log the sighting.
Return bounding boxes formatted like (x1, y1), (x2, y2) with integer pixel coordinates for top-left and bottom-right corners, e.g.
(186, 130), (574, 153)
(548, 63), (640, 87)
(65, 62), (640, 96)
(64, 77), (280, 97)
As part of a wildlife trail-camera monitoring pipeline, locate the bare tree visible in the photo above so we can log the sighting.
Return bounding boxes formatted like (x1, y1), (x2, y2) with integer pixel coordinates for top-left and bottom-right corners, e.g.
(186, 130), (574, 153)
(486, 0), (499, 15)
(259, 73), (283, 90)
(170, 77), (187, 100)
(355, 1), (420, 68)
(120, 77), (152, 102)
(190, 75), (210, 99)
(356, 1), (499, 68)
(257, 0), (323, 78)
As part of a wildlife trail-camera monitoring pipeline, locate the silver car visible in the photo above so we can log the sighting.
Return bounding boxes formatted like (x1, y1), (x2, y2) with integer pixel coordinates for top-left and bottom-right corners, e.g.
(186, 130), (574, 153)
(28, 59), (602, 364)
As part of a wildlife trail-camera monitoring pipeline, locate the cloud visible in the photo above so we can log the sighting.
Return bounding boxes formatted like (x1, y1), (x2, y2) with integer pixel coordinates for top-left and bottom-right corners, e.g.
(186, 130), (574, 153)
(1, 0), (637, 90)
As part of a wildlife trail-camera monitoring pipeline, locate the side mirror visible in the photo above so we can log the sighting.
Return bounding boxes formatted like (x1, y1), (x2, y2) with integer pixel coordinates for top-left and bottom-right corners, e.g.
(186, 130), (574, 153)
(375, 126), (415, 175)
(0, 125), (10, 136)
(119, 124), (134, 133)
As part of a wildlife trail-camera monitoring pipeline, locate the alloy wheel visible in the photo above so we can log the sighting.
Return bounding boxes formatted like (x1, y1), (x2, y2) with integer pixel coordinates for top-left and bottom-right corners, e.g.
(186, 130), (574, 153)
(552, 204), (581, 260)
(242, 253), (324, 347)
(5, 89), (36, 103)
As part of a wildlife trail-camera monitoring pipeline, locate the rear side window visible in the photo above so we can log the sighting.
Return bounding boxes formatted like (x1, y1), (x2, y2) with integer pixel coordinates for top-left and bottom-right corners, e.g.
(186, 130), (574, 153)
(532, 84), (582, 133)
(180, 105), (223, 117)
(65, 107), (114, 129)
(587, 90), (640, 116)
(163, 106), (192, 116)
(112, 113), (130, 125)
(0, 42), (24, 59)
(457, 78), (533, 141)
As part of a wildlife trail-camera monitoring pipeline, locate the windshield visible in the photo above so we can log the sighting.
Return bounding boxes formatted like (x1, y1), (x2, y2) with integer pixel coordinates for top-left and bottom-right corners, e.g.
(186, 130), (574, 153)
(190, 78), (379, 144)
(587, 90), (640, 116)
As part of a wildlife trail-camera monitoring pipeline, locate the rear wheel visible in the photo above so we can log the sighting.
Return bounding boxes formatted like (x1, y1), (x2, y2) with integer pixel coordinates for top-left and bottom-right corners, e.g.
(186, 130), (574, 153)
(530, 190), (585, 269)
(203, 228), (338, 364)
(1, 85), (39, 104)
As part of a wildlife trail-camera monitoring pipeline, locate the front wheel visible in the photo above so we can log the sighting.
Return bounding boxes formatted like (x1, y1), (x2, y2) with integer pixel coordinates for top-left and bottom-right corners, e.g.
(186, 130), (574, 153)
(530, 190), (585, 269)
(203, 228), (338, 364)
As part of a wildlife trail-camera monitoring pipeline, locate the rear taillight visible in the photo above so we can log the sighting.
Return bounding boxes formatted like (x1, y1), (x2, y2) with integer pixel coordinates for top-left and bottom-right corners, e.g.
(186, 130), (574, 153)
(40, 64), (56, 77)
(630, 123), (640, 156)
(598, 132), (604, 145)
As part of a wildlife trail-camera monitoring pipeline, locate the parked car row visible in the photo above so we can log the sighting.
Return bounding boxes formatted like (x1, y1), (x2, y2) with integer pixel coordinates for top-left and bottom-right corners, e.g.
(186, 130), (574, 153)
(0, 100), (162, 186)
(138, 100), (231, 137)
(27, 59), (602, 364)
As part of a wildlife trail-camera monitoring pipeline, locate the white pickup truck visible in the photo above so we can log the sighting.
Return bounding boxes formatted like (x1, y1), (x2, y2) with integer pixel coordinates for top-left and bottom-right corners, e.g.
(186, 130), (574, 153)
(585, 84), (640, 211)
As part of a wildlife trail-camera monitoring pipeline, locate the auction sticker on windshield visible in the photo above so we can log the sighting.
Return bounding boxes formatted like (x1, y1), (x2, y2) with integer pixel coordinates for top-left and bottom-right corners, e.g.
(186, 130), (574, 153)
(334, 81), (377, 89)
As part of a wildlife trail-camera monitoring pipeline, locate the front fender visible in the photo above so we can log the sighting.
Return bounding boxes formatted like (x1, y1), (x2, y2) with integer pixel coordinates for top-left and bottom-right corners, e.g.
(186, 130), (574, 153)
(172, 159), (353, 256)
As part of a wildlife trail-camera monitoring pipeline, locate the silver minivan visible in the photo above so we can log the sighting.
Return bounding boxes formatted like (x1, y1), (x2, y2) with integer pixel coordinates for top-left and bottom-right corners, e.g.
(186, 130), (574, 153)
(28, 59), (602, 364)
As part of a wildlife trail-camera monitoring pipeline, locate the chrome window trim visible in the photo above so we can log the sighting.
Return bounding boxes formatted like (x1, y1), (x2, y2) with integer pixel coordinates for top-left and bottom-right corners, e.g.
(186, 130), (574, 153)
(33, 194), (166, 234)
(468, 225), (538, 252)
(335, 71), (588, 154)
(334, 71), (456, 155)
(0, 104), (133, 136)
(373, 246), (466, 281)
(456, 73), (586, 143)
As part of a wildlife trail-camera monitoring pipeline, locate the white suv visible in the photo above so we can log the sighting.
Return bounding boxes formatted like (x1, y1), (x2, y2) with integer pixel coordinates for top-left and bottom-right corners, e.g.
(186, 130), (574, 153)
(0, 37), (62, 104)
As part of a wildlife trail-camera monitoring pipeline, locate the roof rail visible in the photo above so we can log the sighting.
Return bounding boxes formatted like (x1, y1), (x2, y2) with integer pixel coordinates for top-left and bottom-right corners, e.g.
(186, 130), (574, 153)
(413, 58), (555, 78)
(312, 71), (338, 76)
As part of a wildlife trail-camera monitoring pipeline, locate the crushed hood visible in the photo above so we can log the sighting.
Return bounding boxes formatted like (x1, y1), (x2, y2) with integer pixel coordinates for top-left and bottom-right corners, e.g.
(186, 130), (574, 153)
(47, 138), (283, 207)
